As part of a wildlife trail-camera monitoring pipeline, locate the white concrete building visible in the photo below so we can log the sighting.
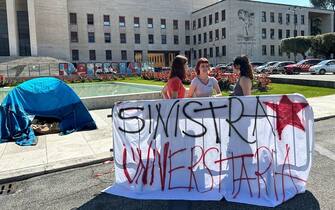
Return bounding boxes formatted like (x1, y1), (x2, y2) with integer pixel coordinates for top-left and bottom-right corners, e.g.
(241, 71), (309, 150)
(0, 0), (333, 66)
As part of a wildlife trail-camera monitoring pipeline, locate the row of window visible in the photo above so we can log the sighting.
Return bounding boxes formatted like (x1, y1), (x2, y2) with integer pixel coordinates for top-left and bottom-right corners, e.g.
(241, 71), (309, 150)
(193, 28), (226, 45)
(72, 49), (126, 61)
(261, 11), (305, 25)
(71, 32), (187, 45)
(193, 10), (226, 30)
(261, 28), (305, 39)
(193, 46), (227, 59)
(69, 13), (191, 30)
(262, 45), (287, 57)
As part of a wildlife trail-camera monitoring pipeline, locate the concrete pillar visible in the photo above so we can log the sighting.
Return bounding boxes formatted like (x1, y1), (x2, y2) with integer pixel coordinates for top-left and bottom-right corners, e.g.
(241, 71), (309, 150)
(27, 0), (37, 56)
(6, 0), (19, 56)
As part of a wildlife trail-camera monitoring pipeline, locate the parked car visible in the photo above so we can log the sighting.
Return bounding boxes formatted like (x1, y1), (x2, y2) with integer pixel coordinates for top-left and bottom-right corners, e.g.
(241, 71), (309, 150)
(255, 61), (279, 73)
(309, 59), (335, 74)
(284, 59), (322, 74)
(250, 62), (265, 70)
(267, 61), (296, 74)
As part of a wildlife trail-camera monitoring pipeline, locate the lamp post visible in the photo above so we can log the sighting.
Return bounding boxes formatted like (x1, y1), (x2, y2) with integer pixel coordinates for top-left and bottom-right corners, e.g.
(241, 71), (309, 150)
(288, 6), (300, 62)
(213, 43), (217, 66)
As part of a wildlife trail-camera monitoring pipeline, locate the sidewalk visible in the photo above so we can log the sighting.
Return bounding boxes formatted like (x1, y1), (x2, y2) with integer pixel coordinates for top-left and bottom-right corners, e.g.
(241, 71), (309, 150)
(0, 95), (334, 182)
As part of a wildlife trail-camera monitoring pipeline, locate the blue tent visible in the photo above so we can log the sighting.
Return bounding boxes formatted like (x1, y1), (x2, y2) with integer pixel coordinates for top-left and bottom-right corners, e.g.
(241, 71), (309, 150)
(0, 77), (97, 146)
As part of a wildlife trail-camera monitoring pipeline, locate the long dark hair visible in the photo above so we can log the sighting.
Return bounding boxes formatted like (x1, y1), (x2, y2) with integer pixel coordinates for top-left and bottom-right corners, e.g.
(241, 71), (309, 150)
(169, 55), (188, 80)
(233, 55), (253, 80)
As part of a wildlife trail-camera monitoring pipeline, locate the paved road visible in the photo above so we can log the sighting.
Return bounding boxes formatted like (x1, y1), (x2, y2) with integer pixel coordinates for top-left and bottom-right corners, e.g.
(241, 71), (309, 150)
(0, 119), (334, 210)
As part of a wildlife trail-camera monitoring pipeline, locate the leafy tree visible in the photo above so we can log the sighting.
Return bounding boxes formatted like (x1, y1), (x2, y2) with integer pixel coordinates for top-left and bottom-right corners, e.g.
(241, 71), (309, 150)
(281, 36), (312, 60)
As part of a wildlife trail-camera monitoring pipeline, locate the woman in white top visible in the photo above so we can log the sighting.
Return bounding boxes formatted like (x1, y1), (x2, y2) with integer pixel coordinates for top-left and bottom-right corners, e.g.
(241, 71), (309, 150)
(188, 58), (221, 98)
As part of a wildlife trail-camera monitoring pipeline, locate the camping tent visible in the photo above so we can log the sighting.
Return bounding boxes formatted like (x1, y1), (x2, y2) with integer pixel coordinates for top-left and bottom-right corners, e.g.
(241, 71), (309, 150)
(0, 77), (97, 146)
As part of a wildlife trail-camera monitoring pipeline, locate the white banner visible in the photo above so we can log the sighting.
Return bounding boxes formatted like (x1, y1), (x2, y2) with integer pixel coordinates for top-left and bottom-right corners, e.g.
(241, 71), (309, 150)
(104, 94), (314, 207)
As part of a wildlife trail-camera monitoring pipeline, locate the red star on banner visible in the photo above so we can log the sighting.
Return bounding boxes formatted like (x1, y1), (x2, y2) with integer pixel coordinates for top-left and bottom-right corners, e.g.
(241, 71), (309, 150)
(264, 95), (309, 140)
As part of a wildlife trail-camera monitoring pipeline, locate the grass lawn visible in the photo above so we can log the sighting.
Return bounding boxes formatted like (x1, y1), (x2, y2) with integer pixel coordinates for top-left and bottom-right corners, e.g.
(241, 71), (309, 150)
(118, 77), (335, 98)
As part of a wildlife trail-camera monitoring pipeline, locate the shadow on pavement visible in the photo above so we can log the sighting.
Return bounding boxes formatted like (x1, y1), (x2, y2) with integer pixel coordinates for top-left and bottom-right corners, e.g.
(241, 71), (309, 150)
(77, 190), (319, 210)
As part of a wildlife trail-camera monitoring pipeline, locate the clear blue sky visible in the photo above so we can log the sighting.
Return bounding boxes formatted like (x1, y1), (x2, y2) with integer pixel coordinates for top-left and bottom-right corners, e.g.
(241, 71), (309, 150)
(254, 0), (311, 7)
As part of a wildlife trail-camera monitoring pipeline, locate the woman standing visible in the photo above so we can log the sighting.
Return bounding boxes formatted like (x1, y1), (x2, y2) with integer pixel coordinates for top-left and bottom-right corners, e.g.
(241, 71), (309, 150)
(187, 58), (221, 98)
(232, 56), (253, 96)
(162, 55), (188, 99)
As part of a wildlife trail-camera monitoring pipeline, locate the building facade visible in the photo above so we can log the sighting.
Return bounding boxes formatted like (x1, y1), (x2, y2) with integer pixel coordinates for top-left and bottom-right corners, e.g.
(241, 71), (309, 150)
(0, 0), (334, 66)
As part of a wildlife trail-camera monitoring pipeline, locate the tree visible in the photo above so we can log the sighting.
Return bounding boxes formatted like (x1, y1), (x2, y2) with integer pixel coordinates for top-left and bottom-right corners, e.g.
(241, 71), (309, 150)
(310, 33), (335, 58)
(281, 36), (312, 60)
(310, 0), (335, 32)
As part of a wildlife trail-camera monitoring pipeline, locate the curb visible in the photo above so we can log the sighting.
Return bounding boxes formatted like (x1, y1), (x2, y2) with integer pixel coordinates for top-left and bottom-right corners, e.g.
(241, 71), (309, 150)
(315, 115), (335, 122)
(0, 156), (113, 185)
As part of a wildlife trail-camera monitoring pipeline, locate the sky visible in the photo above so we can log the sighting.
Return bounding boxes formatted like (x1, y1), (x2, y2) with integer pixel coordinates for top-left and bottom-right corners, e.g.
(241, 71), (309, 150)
(254, 0), (311, 7)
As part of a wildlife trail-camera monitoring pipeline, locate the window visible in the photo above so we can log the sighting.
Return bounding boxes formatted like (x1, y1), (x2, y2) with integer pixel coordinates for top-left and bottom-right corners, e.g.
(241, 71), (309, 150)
(270, 12), (275, 23)
(120, 33), (126, 43)
(87, 14), (94, 25)
(185, 20), (190, 30)
(198, 18), (201, 28)
(72, 49), (79, 61)
(270, 45), (275, 56)
(278, 29), (283, 39)
(161, 19), (166, 29)
(104, 15), (110, 26)
(70, 13), (77, 25)
(262, 11), (266, 22)
(119, 16), (125, 27)
(203, 32), (207, 43)
(215, 12), (219, 23)
(203, 16), (207, 27)
(121, 50), (127, 60)
(222, 28), (226, 39)
(193, 20), (196, 30)
(186, 36), (190, 45)
(89, 50), (96, 60)
(71, 32), (78, 43)
(193, 50), (197, 59)
(209, 47), (213, 57)
(216, 47), (219, 57)
(301, 15), (305, 25)
(104, 33), (111, 43)
(278, 13), (283, 24)
(174, 35), (179, 45)
(262, 28), (266, 39)
(270, 29), (275, 39)
(262, 45), (267, 55)
(135, 34), (140, 44)
(173, 20), (178, 29)
(193, 35), (196, 45)
(148, 18), (153, 28)
(215, 29), (219, 40)
(222, 45), (226, 56)
(204, 48), (208, 58)
(278, 45), (283, 56)
(209, 31), (213, 42)
(294, 30), (297, 37)
(198, 34), (201, 44)
(148, 34), (154, 44)
(88, 32), (95, 43)
(286, 30), (290, 38)
(294, 14), (297, 24)
(161, 35), (167, 44)
(134, 17), (140, 28)
(286, 14), (290, 25)
(209, 14), (213, 25)
(301, 30), (305, 36)
(221, 10), (226, 21)
(106, 50), (112, 60)
(198, 49), (202, 58)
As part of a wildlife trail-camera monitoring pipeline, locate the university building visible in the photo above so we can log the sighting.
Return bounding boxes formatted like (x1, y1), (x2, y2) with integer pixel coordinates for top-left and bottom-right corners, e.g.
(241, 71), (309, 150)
(0, 0), (333, 67)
